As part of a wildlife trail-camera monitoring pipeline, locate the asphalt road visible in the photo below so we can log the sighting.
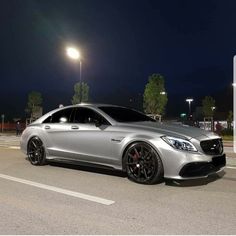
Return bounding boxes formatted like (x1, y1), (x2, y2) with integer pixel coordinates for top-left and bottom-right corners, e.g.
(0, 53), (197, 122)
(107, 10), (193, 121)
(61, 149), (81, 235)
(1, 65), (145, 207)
(0, 147), (236, 234)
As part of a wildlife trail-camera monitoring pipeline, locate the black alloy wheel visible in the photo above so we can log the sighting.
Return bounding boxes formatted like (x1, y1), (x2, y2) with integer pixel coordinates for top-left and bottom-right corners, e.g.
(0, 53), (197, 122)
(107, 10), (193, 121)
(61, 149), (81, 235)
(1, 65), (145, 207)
(124, 142), (163, 184)
(27, 137), (47, 165)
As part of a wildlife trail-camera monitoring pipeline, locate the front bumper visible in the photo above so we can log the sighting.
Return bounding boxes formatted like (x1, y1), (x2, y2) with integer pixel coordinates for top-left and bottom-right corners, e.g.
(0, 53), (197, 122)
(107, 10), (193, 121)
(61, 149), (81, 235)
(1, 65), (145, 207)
(179, 154), (226, 178)
(150, 139), (226, 180)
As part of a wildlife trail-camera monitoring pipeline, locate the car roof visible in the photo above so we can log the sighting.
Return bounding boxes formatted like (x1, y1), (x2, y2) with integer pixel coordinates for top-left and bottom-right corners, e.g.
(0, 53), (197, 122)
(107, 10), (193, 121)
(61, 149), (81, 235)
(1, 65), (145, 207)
(76, 103), (123, 108)
(31, 103), (127, 125)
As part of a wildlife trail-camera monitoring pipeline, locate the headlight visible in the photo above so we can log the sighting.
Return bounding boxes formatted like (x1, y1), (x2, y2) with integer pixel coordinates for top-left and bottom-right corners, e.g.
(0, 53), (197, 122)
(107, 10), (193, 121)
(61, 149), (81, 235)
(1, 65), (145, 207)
(161, 136), (197, 152)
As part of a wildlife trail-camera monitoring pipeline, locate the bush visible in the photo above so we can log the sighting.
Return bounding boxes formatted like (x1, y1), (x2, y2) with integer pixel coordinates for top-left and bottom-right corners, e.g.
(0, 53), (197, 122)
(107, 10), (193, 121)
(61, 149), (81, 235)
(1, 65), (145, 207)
(221, 129), (233, 136)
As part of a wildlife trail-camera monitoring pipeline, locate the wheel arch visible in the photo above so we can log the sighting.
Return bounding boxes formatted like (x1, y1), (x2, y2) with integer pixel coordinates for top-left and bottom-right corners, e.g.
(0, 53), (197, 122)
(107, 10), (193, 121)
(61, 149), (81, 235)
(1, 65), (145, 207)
(121, 139), (163, 171)
(26, 134), (47, 156)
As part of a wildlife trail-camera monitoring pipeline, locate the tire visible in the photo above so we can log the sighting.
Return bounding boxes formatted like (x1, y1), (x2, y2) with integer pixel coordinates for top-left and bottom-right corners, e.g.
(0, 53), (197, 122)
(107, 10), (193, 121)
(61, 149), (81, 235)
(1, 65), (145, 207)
(123, 142), (163, 184)
(27, 137), (47, 166)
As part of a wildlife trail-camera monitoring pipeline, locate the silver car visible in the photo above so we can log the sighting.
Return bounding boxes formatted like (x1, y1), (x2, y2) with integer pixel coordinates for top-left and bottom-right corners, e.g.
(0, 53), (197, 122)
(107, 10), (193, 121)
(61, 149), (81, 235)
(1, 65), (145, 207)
(20, 103), (226, 184)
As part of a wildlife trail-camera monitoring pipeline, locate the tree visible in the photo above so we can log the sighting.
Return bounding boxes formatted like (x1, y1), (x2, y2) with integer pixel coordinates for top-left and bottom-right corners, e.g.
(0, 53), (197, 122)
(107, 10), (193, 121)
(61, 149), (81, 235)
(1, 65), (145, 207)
(227, 110), (233, 130)
(26, 91), (43, 118)
(71, 82), (89, 104)
(202, 96), (215, 117)
(143, 74), (168, 115)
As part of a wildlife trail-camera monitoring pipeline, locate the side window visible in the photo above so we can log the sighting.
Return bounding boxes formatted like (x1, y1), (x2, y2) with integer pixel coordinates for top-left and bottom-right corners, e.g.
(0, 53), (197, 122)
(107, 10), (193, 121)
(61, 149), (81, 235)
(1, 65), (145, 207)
(43, 108), (74, 123)
(73, 108), (110, 125)
(43, 115), (52, 123)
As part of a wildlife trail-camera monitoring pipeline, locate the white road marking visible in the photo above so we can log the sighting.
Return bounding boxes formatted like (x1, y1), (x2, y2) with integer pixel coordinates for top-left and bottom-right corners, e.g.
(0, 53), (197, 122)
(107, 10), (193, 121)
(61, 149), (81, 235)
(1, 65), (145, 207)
(0, 146), (20, 150)
(226, 166), (236, 170)
(0, 173), (115, 205)
(9, 146), (20, 149)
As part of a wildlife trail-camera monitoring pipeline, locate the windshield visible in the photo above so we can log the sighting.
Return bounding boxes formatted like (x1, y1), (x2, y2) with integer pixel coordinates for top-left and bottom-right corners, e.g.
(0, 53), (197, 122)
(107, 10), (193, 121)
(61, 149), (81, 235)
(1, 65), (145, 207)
(99, 106), (156, 122)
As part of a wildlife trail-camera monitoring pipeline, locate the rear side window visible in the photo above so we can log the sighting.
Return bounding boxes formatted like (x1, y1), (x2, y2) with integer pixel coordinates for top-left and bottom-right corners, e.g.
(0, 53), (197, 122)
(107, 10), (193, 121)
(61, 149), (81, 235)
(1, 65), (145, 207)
(99, 106), (155, 122)
(72, 107), (110, 125)
(43, 108), (74, 123)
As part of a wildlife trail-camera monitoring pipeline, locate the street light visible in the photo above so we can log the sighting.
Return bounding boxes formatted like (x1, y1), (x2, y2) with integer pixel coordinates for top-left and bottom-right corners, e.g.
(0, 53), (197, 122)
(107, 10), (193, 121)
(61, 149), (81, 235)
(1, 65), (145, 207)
(66, 47), (80, 60)
(186, 98), (194, 115)
(66, 46), (82, 103)
(160, 91), (166, 95)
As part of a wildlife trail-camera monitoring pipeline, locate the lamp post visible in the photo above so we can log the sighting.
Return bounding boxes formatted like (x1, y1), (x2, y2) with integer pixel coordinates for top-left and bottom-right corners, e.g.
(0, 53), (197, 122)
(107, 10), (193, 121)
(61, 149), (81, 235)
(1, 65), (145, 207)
(66, 47), (82, 103)
(1, 114), (4, 133)
(186, 98), (194, 115)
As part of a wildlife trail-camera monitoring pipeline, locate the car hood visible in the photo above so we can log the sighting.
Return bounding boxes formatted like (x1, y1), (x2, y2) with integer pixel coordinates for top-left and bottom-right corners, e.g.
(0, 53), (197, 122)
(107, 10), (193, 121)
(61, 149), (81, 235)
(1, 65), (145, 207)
(119, 121), (219, 140)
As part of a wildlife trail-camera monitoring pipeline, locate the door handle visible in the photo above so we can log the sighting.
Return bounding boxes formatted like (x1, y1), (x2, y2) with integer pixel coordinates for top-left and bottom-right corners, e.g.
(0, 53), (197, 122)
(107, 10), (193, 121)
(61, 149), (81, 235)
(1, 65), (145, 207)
(45, 125), (51, 129)
(71, 125), (79, 130)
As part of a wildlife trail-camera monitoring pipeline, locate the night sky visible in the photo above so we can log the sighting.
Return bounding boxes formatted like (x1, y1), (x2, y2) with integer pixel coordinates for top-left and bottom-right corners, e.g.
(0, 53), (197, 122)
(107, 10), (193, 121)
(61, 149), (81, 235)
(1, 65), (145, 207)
(0, 0), (235, 119)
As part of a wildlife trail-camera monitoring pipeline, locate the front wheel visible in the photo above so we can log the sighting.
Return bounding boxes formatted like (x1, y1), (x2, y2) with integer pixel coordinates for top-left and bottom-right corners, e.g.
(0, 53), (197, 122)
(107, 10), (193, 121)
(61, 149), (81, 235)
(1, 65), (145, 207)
(124, 142), (163, 184)
(27, 137), (47, 166)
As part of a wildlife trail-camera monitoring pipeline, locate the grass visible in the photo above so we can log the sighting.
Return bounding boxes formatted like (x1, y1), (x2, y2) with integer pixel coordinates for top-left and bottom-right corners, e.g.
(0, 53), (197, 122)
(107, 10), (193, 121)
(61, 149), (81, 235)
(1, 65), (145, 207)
(221, 135), (234, 141)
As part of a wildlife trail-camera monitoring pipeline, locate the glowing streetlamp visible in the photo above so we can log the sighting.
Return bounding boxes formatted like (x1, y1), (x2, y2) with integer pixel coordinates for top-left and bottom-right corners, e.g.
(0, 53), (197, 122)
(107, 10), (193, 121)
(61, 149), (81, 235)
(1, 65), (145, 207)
(160, 91), (166, 95)
(186, 98), (194, 115)
(66, 47), (82, 103)
(66, 47), (80, 60)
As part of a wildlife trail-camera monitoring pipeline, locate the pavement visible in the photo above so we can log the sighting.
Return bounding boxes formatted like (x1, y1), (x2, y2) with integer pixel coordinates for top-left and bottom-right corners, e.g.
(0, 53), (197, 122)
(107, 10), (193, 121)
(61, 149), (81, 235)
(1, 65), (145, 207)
(0, 148), (236, 234)
(0, 134), (20, 149)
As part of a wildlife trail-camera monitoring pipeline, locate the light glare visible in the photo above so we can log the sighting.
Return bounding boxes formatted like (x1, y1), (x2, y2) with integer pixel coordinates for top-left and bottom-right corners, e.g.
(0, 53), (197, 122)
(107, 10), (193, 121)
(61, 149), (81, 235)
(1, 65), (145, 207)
(186, 98), (193, 103)
(66, 47), (80, 60)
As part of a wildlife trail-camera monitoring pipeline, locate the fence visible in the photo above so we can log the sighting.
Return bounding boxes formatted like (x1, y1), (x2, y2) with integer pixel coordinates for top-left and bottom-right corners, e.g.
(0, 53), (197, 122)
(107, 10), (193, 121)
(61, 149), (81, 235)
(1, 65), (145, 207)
(198, 121), (228, 131)
(0, 122), (26, 132)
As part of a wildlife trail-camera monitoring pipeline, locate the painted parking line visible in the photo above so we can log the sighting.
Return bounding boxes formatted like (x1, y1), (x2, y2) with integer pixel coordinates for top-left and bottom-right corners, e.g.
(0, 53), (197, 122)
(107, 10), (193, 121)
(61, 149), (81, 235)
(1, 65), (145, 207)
(9, 146), (20, 149)
(0, 173), (115, 205)
(0, 146), (20, 150)
(226, 166), (236, 170)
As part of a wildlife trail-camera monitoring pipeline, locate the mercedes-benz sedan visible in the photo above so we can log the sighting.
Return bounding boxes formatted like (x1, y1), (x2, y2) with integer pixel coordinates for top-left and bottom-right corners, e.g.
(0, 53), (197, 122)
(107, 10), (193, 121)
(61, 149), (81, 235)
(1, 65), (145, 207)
(20, 103), (226, 184)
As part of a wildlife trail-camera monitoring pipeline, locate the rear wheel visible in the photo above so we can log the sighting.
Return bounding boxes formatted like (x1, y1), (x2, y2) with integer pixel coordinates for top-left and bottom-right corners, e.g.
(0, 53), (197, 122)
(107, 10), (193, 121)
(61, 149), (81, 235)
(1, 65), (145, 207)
(124, 142), (163, 184)
(27, 137), (47, 165)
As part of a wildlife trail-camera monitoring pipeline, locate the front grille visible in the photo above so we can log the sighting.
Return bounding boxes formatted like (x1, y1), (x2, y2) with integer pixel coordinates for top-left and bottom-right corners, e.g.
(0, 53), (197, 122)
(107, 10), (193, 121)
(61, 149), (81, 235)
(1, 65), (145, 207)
(200, 138), (223, 155)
